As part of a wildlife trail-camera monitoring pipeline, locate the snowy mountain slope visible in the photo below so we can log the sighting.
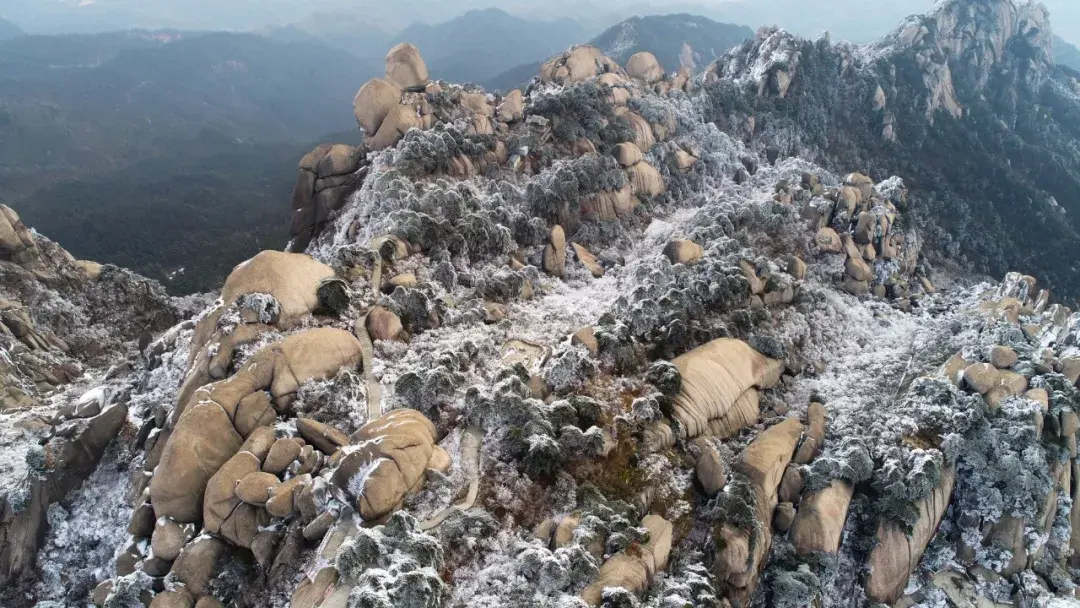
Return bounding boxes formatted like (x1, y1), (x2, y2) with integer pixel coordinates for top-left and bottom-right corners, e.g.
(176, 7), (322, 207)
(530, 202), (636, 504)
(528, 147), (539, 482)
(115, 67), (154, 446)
(2, 1), (1080, 608)
(701, 0), (1080, 302)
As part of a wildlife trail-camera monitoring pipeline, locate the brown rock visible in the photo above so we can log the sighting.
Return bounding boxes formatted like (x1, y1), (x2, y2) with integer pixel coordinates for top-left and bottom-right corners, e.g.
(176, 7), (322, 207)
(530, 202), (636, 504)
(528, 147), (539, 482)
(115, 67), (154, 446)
(714, 419), (803, 603)
(203, 451), (267, 548)
(845, 257), (873, 282)
(251, 528), (281, 569)
(787, 257), (807, 280)
(671, 339), (783, 439)
(989, 345), (1018, 369)
(334, 409), (438, 521)
(627, 161), (665, 196)
(366, 306), (403, 341)
(291, 567), (340, 608)
(151, 518), (188, 561)
(266, 473), (310, 518)
(815, 228), (842, 253)
(236, 472), (280, 506)
(195, 597), (225, 608)
(625, 51), (664, 83)
(791, 480), (854, 554)
(614, 142), (644, 167)
(1026, 388), (1049, 410)
(663, 239), (704, 265)
(778, 464), (804, 504)
(91, 580), (113, 606)
(263, 439), (302, 475)
(128, 502), (156, 538)
(150, 589), (195, 608)
(865, 467), (955, 604)
(296, 418), (349, 455)
(691, 437), (727, 496)
(353, 78), (402, 134)
(1062, 357), (1080, 384)
(172, 536), (228, 596)
(773, 503), (796, 533)
(571, 243), (605, 278)
(853, 212), (875, 244)
(542, 225), (567, 278)
(239, 426), (277, 463)
(940, 353), (969, 386)
(572, 327), (599, 355)
(962, 363), (999, 395)
(793, 402), (826, 464)
(1062, 412), (1079, 458)
(234, 392), (276, 438)
(150, 403), (243, 523)
(385, 43), (428, 89)
(497, 89), (524, 123)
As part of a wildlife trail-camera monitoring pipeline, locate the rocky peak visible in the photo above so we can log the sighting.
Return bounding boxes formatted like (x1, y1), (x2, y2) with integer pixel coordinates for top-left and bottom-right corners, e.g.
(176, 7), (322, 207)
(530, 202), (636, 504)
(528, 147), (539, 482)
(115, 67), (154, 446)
(883, 0), (1053, 116)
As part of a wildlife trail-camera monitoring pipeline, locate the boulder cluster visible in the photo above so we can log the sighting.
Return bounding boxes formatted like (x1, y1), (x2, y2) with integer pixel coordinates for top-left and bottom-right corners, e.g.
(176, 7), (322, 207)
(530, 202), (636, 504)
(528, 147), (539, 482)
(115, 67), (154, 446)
(87, 246), (458, 607)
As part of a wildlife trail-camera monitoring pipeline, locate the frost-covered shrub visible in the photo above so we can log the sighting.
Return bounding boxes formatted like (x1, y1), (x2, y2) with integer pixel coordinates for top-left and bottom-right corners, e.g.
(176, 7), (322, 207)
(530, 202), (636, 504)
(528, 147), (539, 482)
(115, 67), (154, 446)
(392, 123), (495, 176)
(701, 474), (758, 536)
(594, 321), (644, 374)
(804, 437), (874, 494)
(766, 564), (821, 608)
(631, 395), (662, 423)
(526, 155), (629, 228)
(529, 82), (634, 149)
(103, 572), (154, 608)
(235, 292), (281, 324)
(472, 267), (529, 303)
(433, 509), (500, 568)
(868, 448), (943, 529)
(943, 398), (1054, 556)
(291, 369), (368, 433)
(337, 512), (448, 608)
(385, 287), (442, 334)
(894, 377), (985, 438)
(600, 587), (640, 608)
(545, 345), (598, 395)
(394, 347), (471, 419)
(748, 332), (788, 360)
(645, 361), (681, 397)
(641, 552), (722, 608)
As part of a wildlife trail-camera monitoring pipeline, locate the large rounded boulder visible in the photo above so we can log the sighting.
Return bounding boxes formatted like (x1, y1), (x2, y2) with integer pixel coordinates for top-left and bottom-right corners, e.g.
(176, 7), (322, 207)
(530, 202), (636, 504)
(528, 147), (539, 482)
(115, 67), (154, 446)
(385, 43), (429, 89)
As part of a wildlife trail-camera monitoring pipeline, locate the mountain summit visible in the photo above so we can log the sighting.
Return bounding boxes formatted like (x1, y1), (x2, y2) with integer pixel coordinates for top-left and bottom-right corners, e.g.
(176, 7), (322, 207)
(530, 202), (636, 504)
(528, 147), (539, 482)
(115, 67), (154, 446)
(1, 2), (1080, 608)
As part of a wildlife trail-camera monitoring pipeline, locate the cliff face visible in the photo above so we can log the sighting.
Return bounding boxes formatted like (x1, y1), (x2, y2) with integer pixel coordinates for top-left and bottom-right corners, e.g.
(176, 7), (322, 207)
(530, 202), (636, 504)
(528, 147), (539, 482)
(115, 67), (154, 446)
(2, 2), (1080, 608)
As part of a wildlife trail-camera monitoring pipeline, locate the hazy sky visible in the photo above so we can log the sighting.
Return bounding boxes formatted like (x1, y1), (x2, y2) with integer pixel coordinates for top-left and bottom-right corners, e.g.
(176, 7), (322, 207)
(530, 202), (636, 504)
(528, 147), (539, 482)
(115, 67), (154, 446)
(2, 0), (1077, 45)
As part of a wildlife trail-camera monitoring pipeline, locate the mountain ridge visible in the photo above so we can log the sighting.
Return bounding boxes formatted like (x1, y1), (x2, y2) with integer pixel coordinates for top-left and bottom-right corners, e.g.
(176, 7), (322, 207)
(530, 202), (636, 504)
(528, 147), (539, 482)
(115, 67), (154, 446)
(1, 2), (1080, 608)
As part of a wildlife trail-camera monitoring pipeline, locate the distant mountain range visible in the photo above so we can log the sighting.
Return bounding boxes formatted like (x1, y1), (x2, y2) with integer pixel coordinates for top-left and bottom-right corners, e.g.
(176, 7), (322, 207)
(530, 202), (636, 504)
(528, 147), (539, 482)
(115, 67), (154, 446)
(483, 13), (753, 91)
(391, 9), (587, 85)
(0, 16), (21, 39)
